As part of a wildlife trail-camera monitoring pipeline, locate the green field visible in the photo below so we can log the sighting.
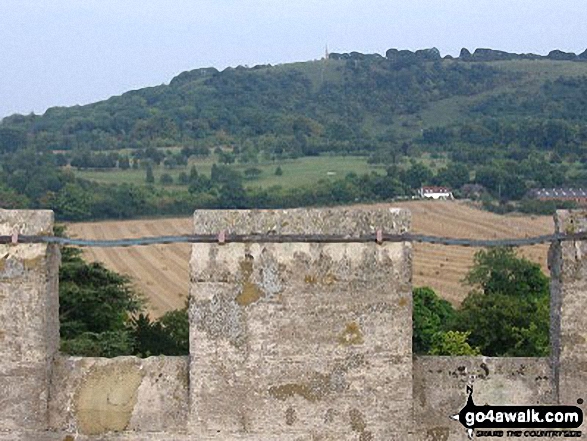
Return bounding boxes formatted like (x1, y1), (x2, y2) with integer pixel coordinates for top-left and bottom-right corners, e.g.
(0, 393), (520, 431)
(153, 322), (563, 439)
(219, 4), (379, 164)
(73, 155), (387, 189)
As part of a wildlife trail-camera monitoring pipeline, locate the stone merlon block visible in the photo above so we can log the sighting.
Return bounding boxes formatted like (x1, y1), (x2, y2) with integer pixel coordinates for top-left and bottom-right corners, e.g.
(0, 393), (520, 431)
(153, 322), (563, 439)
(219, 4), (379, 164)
(0, 209), (54, 236)
(0, 209), (59, 432)
(550, 210), (587, 416)
(193, 207), (411, 236)
(189, 207), (413, 440)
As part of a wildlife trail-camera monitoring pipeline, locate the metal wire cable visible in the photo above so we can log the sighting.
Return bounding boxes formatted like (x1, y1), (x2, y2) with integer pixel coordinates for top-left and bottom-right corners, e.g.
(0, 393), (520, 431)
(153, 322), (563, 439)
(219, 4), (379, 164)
(0, 232), (585, 247)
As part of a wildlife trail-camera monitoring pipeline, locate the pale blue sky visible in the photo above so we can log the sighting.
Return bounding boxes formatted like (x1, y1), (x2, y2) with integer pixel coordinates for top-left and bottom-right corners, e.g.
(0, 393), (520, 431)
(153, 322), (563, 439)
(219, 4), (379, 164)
(0, 0), (585, 118)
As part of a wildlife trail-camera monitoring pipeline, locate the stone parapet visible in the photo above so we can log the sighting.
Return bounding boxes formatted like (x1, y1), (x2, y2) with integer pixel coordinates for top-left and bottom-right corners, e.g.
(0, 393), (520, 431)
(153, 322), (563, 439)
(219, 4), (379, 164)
(0, 210), (59, 431)
(189, 208), (413, 439)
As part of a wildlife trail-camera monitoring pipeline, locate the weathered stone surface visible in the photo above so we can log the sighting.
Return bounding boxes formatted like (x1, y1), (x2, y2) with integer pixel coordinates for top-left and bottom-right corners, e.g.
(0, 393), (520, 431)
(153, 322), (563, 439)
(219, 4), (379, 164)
(190, 208), (413, 439)
(0, 432), (196, 441)
(49, 356), (189, 435)
(550, 210), (587, 418)
(0, 209), (54, 236)
(413, 357), (554, 441)
(192, 207), (410, 236)
(0, 210), (59, 431)
(3, 208), (587, 439)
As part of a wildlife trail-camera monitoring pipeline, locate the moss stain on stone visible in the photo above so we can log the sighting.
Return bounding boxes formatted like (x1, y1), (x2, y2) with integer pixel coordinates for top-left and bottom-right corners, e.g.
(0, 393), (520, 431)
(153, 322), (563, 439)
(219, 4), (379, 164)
(565, 219), (577, 234)
(323, 273), (338, 285)
(269, 372), (333, 402)
(269, 354), (365, 404)
(304, 274), (317, 284)
(239, 255), (254, 278)
(75, 361), (144, 435)
(349, 408), (367, 432)
(236, 255), (264, 306)
(236, 281), (263, 306)
(426, 427), (449, 441)
(23, 255), (44, 270)
(305, 273), (337, 285)
(398, 297), (408, 307)
(338, 322), (364, 346)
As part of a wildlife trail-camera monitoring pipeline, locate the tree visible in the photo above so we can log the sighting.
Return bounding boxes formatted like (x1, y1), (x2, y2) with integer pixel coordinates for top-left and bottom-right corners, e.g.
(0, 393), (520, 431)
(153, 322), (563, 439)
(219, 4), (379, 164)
(160, 173), (173, 185)
(413, 287), (457, 354)
(188, 165), (211, 193)
(189, 165), (199, 181)
(454, 248), (550, 356)
(59, 246), (141, 357)
(218, 179), (247, 208)
(53, 153), (68, 167)
(475, 166), (526, 201)
(218, 151), (235, 164)
(57, 225), (189, 357)
(244, 167), (262, 179)
(464, 247), (549, 299)
(132, 308), (189, 357)
(430, 331), (481, 356)
(435, 163), (470, 189)
(163, 157), (178, 169)
(402, 162), (433, 189)
(275, 166), (283, 176)
(0, 127), (26, 153)
(0, 183), (30, 208)
(54, 183), (93, 221)
(211, 163), (242, 184)
(119, 156), (130, 170)
(178, 171), (189, 185)
(145, 164), (155, 184)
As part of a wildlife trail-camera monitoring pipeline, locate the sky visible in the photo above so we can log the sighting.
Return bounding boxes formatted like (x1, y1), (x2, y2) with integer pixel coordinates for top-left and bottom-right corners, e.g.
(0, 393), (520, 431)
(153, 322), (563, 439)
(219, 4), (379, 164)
(0, 0), (586, 118)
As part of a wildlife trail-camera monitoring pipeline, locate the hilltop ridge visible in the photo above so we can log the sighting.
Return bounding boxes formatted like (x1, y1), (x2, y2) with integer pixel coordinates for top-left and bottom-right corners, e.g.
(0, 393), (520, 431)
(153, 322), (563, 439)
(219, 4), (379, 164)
(328, 46), (587, 63)
(2, 47), (587, 221)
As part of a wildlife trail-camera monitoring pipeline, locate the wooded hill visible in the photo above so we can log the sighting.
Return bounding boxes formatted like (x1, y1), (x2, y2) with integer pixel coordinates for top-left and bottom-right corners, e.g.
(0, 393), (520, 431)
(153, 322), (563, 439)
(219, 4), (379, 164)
(2, 47), (586, 156)
(2, 47), (587, 220)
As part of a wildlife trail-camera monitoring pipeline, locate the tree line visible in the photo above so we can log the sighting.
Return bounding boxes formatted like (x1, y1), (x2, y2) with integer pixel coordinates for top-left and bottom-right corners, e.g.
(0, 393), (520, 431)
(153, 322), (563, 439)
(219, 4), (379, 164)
(2, 53), (587, 218)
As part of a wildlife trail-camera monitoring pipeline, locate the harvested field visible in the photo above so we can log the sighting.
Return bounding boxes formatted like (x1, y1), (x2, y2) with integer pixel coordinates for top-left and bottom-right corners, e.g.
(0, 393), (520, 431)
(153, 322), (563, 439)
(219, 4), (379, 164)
(395, 201), (552, 305)
(68, 217), (192, 316)
(67, 201), (554, 317)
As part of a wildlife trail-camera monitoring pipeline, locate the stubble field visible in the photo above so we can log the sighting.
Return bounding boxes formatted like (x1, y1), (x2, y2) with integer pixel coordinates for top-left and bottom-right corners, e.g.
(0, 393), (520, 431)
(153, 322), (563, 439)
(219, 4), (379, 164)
(67, 200), (554, 317)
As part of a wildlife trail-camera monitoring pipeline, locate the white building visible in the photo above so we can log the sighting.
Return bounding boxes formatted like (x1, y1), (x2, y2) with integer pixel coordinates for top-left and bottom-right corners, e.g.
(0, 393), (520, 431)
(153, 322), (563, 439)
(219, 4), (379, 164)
(418, 186), (453, 200)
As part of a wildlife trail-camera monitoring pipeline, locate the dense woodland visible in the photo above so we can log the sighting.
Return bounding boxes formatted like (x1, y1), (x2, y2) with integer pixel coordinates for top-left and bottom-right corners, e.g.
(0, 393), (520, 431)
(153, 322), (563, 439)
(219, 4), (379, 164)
(2, 47), (587, 220)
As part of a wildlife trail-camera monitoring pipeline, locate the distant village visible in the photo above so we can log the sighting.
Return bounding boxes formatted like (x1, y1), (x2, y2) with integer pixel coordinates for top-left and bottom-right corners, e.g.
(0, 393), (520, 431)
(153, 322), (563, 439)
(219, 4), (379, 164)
(418, 185), (587, 205)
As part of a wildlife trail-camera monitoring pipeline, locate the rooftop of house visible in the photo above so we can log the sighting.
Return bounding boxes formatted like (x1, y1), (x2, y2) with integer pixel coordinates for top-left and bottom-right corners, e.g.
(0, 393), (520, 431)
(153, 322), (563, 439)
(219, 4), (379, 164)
(529, 188), (587, 198)
(420, 186), (452, 194)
